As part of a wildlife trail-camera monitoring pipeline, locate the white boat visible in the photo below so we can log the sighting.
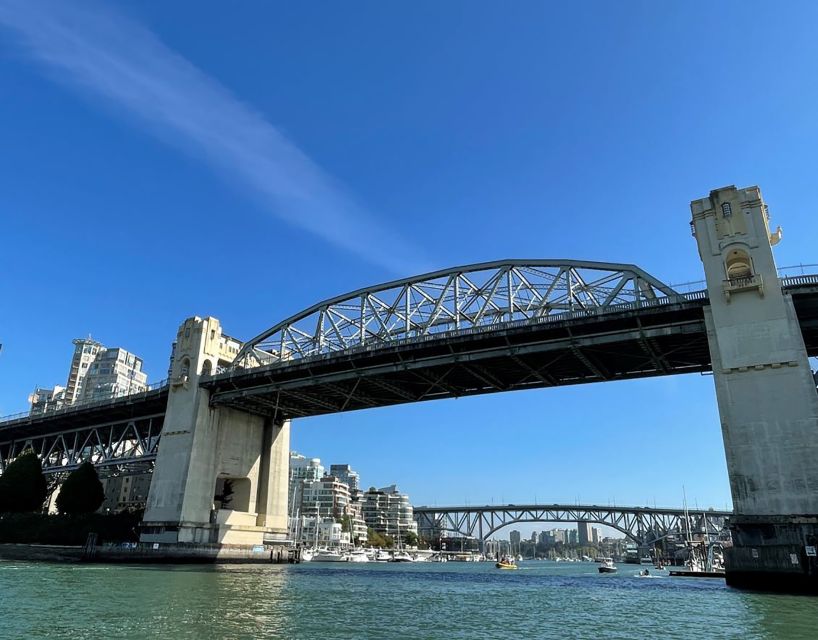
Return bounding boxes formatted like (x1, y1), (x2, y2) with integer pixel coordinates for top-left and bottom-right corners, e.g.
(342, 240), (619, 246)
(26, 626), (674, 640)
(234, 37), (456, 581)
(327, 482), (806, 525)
(640, 556), (653, 565)
(299, 547), (314, 562)
(598, 558), (617, 574)
(347, 549), (369, 563)
(312, 549), (348, 562)
(390, 550), (414, 563)
(429, 554), (447, 563)
(372, 549), (392, 562)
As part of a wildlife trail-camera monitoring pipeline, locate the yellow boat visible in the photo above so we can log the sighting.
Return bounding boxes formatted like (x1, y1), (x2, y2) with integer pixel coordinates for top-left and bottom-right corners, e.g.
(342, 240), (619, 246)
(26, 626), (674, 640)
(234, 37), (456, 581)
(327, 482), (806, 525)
(495, 561), (518, 570)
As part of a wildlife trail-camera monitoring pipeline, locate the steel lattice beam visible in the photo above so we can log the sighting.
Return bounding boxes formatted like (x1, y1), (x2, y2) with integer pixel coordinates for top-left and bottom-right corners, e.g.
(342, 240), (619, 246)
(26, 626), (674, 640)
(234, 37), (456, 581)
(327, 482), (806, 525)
(0, 414), (163, 475)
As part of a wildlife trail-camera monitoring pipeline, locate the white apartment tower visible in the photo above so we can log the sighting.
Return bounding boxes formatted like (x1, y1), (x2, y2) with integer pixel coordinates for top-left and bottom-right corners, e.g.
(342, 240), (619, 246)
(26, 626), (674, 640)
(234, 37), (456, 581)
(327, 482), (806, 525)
(64, 338), (104, 404)
(80, 347), (148, 402)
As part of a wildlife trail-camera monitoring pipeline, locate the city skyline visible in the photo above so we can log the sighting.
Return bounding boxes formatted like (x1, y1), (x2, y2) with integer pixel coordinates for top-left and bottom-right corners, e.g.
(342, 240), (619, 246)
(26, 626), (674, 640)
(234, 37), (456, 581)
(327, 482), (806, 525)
(4, 1), (818, 516)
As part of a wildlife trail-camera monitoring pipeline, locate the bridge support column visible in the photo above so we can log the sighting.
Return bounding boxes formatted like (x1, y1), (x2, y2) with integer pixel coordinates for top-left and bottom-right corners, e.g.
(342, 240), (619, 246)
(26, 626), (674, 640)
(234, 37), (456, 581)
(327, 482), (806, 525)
(692, 186), (818, 592)
(140, 317), (289, 548)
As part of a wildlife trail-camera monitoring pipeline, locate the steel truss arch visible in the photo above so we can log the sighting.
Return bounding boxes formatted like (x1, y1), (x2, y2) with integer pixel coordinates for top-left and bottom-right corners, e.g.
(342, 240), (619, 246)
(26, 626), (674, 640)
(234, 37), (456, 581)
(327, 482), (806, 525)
(413, 504), (730, 546)
(233, 260), (679, 369)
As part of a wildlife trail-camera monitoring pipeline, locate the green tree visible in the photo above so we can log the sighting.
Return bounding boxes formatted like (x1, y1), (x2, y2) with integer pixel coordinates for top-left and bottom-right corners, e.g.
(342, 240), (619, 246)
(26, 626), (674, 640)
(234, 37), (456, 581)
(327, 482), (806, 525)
(55, 462), (105, 514)
(404, 531), (419, 547)
(0, 449), (47, 513)
(366, 528), (395, 548)
(367, 528), (386, 547)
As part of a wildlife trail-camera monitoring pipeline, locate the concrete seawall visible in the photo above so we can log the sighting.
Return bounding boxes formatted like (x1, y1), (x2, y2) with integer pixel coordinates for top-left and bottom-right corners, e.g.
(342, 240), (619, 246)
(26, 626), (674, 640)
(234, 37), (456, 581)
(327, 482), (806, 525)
(0, 542), (290, 564)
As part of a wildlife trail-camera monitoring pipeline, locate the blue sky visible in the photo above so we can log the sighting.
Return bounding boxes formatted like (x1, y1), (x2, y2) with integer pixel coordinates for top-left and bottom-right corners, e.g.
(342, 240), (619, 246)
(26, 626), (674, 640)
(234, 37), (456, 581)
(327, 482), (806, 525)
(2, 0), (818, 518)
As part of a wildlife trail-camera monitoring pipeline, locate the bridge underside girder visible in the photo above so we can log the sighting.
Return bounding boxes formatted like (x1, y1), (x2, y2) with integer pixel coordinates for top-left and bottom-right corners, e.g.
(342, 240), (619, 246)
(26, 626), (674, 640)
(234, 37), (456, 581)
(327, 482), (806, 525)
(0, 414), (163, 475)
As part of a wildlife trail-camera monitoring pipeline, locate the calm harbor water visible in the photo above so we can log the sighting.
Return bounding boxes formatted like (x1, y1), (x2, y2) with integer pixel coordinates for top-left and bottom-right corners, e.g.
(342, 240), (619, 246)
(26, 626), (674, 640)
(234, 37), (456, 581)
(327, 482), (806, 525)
(1, 559), (817, 639)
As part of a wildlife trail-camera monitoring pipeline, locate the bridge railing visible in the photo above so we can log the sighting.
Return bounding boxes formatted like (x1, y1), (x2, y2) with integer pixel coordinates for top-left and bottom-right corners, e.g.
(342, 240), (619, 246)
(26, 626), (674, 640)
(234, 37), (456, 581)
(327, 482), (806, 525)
(782, 274), (818, 287)
(0, 379), (169, 427)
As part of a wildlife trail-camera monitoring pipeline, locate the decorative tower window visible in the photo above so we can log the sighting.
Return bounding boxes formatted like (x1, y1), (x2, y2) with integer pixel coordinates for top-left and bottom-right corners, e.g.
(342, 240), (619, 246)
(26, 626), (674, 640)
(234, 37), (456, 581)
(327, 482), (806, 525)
(721, 202), (732, 217)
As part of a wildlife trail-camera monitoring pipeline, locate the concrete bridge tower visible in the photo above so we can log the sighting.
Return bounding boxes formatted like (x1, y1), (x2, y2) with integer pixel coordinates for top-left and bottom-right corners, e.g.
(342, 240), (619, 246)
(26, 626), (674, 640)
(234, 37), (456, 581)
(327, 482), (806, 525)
(691, 185), (818, 590)
(141, 317), (290, 548)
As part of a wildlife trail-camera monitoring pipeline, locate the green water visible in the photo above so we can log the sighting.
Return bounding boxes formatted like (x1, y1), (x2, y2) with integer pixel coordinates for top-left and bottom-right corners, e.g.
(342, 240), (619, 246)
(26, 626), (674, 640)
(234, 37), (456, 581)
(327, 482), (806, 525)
(1, 560), (817, 639)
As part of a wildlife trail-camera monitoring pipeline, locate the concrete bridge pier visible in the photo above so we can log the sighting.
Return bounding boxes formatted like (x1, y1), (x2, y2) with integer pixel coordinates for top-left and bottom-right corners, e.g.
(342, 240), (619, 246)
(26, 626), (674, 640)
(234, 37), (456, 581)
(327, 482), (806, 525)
(140, 317), (289, 548)
(692, 186), (818, 592)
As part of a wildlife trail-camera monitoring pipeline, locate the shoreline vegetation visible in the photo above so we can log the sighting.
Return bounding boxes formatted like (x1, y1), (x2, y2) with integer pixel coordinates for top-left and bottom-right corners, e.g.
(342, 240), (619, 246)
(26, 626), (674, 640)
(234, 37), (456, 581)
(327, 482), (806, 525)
(0, 511), (142, 546)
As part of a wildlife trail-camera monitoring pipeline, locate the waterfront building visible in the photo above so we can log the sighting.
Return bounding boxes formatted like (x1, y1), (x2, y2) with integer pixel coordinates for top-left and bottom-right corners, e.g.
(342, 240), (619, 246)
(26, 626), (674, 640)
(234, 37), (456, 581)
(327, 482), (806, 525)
(287, 455), (369, 545)
(569, 529), (578, 545)
(288, 454), (324, 512)
(345, 494), (369, 544)
(302, 475), (351, 520)
(530, 531), (538, 543)
(297, 516), (351, 546)
(361, 484), (417, 538)
(509, 530), (521, 546)
(592, 527), (600, 544)
(80, 347), (148, 402)
(28, 385), (66, 414)
(327, 463), (367, 543)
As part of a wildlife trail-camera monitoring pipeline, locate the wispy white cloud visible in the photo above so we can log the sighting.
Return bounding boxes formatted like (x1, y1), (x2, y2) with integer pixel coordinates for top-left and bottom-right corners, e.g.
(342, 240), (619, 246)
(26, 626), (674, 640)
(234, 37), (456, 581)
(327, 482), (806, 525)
(0, 0), (427, 274)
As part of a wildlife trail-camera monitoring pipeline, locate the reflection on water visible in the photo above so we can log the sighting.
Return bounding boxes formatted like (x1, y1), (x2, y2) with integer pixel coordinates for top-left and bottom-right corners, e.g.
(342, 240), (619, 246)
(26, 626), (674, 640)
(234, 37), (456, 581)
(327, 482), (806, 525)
(1, 560), (817, 639)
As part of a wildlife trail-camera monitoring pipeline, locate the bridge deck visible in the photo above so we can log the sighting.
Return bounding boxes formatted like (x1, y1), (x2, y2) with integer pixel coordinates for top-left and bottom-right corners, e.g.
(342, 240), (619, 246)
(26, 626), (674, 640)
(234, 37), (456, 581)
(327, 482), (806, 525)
(3, 283), (818, 439)
(0, 387), (169, 441)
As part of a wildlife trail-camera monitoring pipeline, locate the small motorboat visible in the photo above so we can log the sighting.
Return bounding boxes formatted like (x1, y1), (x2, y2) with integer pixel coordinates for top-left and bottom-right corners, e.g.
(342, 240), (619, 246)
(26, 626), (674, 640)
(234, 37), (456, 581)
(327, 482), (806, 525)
(495, 561), (518, 570)
(312, 549), (348, 562)
(347, 549), (370, 563)
(598, 558), (617, 574)
(390, 551), (414, 563)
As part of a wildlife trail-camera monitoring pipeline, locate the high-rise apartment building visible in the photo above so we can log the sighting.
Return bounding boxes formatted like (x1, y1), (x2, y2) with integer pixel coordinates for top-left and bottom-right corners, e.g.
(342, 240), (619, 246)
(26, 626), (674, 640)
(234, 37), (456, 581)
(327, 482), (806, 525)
(509, 530), (521, 546)
(577, 522), (592, 546)
(30, 338), (149, 413)
(81, 347), (148, 402)
(64, 338), (104, 404)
